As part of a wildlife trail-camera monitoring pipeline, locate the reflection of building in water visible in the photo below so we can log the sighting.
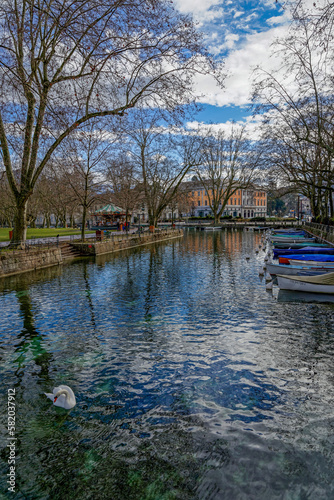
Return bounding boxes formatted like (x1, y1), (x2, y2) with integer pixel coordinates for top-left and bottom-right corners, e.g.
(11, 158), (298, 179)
(224, 230), (243, 255)
(181, 229), (262, 258)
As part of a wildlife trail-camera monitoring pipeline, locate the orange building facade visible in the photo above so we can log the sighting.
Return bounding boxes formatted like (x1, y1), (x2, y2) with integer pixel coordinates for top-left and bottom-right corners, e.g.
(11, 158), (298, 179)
(187, 186), (267, 218)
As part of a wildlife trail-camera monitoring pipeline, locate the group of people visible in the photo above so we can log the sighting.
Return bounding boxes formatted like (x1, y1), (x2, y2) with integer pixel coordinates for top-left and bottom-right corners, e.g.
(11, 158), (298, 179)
(116, 221), (130, 231)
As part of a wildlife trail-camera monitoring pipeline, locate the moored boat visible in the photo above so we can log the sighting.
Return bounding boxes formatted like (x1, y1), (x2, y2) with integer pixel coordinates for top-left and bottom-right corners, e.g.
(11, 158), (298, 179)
(281, 253), (334, 263)
(276, 272), (334, 294)
(272, 230), (307, 236)
(273, 246), (334, 258)
(273, 242), (328, 249)
(270, 237), (315, 243)
(267, 262), (334, 276)
(288, 258), (334, 266)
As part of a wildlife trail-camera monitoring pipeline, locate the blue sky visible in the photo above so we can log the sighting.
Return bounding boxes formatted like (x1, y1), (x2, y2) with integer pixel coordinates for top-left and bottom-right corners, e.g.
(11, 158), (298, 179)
(173, 0), (292, 132)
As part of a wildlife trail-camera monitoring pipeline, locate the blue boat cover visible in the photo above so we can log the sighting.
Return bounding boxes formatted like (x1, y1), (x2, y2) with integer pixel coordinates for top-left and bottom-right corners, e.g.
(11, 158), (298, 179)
(286, 254), (334, 262)
(273, 231), (307, 235)
(273, 246), (334, 257)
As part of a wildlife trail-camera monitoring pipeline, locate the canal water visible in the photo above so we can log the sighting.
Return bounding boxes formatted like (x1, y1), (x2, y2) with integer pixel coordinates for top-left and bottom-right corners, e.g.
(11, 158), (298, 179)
(1, 230), (334, 499)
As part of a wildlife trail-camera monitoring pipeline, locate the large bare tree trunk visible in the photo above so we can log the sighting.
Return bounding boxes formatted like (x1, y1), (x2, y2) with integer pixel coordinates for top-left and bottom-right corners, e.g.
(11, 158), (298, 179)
(12, 198), (28, 246)
(148, 213), (157, 227)
(81, 205), (87, 242)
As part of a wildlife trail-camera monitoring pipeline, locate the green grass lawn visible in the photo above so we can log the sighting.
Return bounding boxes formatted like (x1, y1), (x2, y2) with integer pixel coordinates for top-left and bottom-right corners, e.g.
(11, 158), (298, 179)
(0, 227), (93, 242)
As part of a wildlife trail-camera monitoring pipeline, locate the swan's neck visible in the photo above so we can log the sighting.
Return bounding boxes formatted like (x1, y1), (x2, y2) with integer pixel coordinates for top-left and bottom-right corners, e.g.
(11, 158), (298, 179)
(56, 389), (69, 399)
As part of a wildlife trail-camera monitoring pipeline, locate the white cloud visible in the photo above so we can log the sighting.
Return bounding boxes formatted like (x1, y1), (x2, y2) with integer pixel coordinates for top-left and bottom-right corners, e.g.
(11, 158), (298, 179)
(209, 33), (240, 54)
(173, 0), (221, 15)
(193, 24), (290, 108)
(266, 10), (291, 26)
(173, 0), (295, 128)
(185, 112), (268, 141)
(225, 33), (240, 49)
(244, 13), (258, 23)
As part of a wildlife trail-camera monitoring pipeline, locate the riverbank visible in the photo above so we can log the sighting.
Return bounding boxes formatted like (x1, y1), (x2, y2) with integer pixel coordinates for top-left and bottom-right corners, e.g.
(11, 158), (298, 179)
(302, 222), (334, 245)
(0, 228), (183, 278)
(0, 246), (63, 278)
(71, 228), (184, 256)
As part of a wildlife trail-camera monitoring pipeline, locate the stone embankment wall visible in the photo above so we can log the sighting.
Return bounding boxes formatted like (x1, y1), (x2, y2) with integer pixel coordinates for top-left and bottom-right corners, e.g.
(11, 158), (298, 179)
(72, 228), (184, 256)
(0, 229), (183, 279)
(0, 247), (62, 278)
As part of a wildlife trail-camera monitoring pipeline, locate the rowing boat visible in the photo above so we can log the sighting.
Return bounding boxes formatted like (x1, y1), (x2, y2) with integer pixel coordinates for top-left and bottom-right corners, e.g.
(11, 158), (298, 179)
(270, 237), (315, 243)
(266, 262), (334, 276)
(273, 246), (334, 258)
(288, 258), (334, 266)
(273, 242), (328, 249)
(277, 272), (334, 294)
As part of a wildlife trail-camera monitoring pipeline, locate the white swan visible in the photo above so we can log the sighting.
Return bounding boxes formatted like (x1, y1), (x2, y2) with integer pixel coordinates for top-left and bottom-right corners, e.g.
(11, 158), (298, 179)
(45, 385), (76, 409)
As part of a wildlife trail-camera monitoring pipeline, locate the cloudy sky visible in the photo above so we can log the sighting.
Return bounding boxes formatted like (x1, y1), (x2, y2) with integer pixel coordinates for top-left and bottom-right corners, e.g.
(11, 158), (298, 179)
(173, 0), (291, 131)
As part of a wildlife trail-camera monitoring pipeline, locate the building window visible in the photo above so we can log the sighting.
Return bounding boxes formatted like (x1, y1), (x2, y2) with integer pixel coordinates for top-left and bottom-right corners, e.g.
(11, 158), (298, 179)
(198, 201), (200, 206)
(198, 191), (200, 196)
(205, 200), (207, 206)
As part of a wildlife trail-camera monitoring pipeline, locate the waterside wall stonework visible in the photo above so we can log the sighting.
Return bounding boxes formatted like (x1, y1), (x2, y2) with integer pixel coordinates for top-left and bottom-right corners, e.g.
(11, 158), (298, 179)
(0, 229), (184, 279)
(0, 247), (62, 278)
(71, 228), (184, 256)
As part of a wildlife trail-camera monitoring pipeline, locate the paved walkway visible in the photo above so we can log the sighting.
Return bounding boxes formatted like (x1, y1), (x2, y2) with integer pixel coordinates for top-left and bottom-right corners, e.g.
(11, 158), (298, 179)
(0, 233), (96, 248)
(0, 229), (143, 248)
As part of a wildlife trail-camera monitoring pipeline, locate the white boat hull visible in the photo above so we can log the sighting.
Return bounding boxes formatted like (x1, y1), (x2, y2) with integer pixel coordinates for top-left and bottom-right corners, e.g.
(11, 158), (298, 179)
(266, 263), (334, 276)
(277, 275), (334, 294)
(288, 259), (334, 267)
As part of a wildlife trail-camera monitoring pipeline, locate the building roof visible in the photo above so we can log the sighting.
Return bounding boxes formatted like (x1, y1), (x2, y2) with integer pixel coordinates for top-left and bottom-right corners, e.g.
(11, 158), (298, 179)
(93, 203), (126, 215)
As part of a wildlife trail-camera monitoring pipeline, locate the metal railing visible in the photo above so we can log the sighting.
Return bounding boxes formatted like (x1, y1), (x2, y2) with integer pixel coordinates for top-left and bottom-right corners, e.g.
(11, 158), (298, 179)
(0, 238), (60, 255)
(74, 227), (180, 244)
(0, 227), (182, 252)
(182, 220), (299, 228)
(303, 221), (334, 236)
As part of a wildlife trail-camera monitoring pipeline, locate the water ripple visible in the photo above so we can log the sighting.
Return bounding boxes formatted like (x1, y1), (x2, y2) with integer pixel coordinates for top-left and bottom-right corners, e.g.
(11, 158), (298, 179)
(1, 230), (334, 499)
